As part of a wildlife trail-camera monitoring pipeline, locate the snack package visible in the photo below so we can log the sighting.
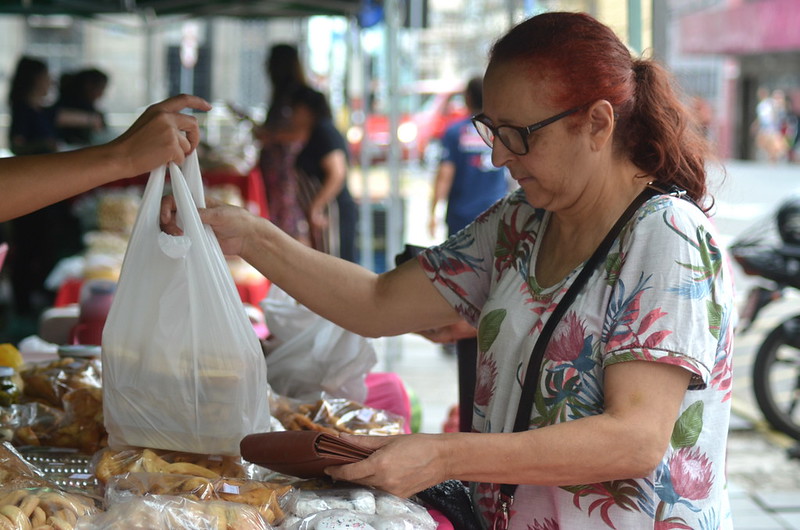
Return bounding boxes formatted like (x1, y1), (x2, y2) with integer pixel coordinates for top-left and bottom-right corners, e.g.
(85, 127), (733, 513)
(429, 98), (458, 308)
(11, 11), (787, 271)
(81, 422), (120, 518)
(0, 403), (36, 443)
(20, 357), (102, 408)
(271, 394), (404, 436)
(0, 486), (98, 529)
(13, 388), (106, 454)
(105, 472), (293, 525)
(77, 494), (271, 529)
(282, 489), (437, 530)
(92, 447), (251, 485)
(0, 441), (45, 485)
(102, 152), (269, 455)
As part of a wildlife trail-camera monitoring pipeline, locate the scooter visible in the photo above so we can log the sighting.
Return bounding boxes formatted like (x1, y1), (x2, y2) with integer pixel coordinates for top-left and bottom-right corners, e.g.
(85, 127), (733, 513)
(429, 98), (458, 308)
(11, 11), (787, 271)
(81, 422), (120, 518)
(730, 197), (800, 441)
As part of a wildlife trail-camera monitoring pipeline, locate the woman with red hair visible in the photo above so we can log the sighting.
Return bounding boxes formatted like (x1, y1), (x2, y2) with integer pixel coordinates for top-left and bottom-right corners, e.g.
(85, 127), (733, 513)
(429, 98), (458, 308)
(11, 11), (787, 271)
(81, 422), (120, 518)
(164, 12), (734, 529)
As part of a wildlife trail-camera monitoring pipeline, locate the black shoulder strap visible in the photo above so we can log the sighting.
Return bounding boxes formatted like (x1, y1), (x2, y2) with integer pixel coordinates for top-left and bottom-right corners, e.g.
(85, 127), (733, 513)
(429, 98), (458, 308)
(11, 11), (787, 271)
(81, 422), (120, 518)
(499, 185), (659, 500)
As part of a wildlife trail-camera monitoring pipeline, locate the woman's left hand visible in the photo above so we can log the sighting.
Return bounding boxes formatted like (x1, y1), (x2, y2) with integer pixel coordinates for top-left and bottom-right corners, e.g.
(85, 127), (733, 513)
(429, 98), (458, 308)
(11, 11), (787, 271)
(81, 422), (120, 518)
(325, 433), (450, 498)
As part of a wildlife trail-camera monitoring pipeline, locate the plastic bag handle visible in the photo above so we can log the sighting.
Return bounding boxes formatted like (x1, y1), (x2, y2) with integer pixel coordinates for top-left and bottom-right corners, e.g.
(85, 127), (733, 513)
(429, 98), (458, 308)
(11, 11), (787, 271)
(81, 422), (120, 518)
(132, 150), (204, 235)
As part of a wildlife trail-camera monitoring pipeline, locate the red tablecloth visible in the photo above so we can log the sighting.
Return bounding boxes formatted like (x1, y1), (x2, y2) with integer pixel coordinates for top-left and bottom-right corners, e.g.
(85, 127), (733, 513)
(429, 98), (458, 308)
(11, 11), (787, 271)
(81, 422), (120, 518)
(97, 167), (268, 218)
(54, 277), (270, 308)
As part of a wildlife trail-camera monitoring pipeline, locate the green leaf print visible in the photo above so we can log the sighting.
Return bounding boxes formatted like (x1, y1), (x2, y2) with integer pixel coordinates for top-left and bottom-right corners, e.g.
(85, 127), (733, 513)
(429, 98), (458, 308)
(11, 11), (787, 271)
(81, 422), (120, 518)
(707, 300), (723, 340)
(671, 401), (704, 448)
(605, 251), (622, 285)
(479, 309), (506, 352)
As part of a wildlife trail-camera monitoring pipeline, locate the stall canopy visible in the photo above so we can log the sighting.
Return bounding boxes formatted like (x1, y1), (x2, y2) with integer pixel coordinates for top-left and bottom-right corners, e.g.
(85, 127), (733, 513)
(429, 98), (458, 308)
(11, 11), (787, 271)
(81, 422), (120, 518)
(0, 0), (361, 18)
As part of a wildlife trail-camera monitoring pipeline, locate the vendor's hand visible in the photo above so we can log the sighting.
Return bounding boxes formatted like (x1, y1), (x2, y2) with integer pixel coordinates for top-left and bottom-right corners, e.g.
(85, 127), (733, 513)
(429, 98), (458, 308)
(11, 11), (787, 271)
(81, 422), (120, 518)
(160, 196), (257, 256)
(110, 94), (211, 176)
(325, 434), (449, 498)
(417, 320), (477, 344)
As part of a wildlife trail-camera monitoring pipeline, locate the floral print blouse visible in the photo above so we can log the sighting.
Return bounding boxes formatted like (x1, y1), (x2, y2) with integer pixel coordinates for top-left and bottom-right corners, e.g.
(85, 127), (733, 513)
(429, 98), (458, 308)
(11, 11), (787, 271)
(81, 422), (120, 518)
(418, 188), (735, 530)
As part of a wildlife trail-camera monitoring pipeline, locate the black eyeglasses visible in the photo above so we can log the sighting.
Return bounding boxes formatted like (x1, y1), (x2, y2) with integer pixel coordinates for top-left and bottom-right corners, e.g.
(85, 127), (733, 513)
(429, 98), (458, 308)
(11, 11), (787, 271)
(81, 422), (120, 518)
(472, 104), (588, 156)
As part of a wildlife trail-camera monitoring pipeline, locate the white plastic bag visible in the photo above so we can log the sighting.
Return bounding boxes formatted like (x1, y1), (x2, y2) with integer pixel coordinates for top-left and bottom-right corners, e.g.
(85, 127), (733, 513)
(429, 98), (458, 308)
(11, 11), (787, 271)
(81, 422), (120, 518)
(261, 286), (377, 403)
(102, 152), (269, 455)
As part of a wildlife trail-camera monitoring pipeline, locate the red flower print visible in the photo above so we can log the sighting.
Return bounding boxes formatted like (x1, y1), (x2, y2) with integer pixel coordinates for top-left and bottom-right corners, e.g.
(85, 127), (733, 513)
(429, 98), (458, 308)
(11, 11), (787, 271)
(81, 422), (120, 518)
(546, 312), (585, 362)
(669, 447), (713, 501)
(474, 354), (498, 407)
(528, 518), (560, 530)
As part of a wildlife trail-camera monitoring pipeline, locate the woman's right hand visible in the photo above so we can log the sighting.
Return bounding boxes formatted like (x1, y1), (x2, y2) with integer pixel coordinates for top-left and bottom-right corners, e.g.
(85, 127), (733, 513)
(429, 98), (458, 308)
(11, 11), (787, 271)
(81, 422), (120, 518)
(160, 197), (257, 257)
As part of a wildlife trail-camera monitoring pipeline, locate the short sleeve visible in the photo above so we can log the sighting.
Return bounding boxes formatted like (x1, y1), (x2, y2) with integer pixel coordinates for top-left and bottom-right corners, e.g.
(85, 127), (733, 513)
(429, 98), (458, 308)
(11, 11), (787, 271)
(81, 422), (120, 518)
(602, 196), (735, 389)
(418, 191), (531, 326)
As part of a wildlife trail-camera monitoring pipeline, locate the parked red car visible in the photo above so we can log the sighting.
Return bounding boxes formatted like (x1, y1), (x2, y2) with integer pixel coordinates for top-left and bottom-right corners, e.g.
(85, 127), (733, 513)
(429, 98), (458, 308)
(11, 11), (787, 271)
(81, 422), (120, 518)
(346, 80), (469, 165)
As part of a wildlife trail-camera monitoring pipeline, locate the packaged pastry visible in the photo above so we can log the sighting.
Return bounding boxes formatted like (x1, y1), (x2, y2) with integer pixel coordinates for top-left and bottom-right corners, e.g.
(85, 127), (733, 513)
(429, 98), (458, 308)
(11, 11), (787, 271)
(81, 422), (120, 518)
(272, 394), (404, 436)
(93, 447), (250, 485)
(78, 494), (269, 529)
(20, 357), (102, 408)
(106, 471), (293, 525)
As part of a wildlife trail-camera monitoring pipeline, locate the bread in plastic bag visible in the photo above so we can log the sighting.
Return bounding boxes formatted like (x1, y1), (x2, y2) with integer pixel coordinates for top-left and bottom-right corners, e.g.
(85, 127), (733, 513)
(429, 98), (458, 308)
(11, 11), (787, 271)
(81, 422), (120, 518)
(76, 494), (270, 529)
(281, 488), (436, 530)
(105, 471), (293, 525)
(102, 152), (269, 455)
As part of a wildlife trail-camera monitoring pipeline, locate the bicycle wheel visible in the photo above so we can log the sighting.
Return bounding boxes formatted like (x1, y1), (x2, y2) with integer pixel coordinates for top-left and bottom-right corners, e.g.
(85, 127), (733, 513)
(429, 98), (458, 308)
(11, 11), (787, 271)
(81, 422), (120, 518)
(752, 316), (800, 440)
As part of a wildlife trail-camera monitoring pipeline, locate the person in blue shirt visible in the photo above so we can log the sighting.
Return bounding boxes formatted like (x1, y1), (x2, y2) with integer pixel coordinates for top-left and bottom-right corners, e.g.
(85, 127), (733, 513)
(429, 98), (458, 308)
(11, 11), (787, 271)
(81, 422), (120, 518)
(426, 76), (511, 432)
(428, 76), (510, 239)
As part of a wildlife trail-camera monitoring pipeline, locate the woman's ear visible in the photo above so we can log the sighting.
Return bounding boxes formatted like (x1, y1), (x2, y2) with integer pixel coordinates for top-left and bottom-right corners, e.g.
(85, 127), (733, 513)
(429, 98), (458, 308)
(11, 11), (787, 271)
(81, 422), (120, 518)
(587, 100), (615, 151)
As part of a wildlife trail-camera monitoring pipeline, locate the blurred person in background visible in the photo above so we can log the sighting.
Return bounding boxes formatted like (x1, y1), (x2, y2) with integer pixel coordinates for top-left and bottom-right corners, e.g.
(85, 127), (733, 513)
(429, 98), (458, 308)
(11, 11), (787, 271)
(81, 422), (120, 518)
(426, 76), (511, 431)
(753, 87), (789, 163)
(253, 43), (313, 246)
(5, 56), (71, 322)
(56, 67), (110, 146)
(288, 86), (358, 262)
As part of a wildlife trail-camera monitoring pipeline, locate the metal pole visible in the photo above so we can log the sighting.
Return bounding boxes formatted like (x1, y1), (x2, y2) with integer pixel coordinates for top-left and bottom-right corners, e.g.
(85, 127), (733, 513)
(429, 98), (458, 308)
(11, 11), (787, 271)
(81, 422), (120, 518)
(384, 0), (402, 270)
(352, 20), (374, 271)
(651, 0), (668, 63)
(627, 0), (642, 54)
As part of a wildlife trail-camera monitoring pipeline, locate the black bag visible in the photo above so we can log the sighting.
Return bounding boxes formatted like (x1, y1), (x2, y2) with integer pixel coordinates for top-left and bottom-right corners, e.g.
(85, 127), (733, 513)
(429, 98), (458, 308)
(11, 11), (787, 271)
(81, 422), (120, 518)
(415, 480), (483, 530)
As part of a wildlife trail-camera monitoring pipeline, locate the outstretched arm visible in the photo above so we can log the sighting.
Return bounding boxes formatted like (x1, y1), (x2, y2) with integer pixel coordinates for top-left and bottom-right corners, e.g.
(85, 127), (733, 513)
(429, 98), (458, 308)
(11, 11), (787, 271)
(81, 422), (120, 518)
(0, 94), (211, 222)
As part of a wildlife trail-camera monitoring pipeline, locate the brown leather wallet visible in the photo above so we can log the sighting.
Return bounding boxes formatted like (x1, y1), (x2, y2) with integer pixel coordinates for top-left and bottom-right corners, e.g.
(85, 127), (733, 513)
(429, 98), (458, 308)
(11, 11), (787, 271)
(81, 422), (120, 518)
(239, 430), (375, 479)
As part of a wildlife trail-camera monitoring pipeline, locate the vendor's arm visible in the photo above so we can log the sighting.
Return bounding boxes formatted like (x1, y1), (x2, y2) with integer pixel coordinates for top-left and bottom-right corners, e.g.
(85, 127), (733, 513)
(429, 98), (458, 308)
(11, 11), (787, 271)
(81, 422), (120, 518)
(327, 360), (691, 497)
(0, 94), (210, 222)
(178, 203), (462, 337)
(308, 149), (347, 229)
(428, 160), (455, 238)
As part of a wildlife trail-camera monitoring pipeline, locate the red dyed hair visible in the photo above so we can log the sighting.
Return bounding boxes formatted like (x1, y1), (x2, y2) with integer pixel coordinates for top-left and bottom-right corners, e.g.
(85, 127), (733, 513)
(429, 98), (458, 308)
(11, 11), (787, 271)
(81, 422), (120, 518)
(489, 12), (713, 207)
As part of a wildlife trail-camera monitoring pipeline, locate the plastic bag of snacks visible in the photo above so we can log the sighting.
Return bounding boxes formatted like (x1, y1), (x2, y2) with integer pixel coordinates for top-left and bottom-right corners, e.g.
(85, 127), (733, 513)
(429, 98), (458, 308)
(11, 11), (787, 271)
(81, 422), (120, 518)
(282, 488), (437, 530)
(102, 151), (269, 455)
(78, 494), (270, 529)
(271, 393), (405, 436)
(105, 472), (294, 525)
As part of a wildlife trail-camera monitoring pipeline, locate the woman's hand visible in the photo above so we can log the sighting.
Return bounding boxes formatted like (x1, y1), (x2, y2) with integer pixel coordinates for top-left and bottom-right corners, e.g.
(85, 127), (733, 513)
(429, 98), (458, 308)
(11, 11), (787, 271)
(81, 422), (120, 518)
(325, 434), (450, 498)
(307, 201), (329, 230)
(416, 320), (477, 344)
(110, 94), (211, 176)
(160, 197), (258, 256)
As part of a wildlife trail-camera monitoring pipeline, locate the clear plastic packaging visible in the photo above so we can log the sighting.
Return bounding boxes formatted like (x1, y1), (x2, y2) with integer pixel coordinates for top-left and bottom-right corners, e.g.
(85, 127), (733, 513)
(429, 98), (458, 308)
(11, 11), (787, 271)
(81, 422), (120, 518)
(105, 472), (294, 525)
(282, 489), (436, 530)
(76, 494), (271, 529)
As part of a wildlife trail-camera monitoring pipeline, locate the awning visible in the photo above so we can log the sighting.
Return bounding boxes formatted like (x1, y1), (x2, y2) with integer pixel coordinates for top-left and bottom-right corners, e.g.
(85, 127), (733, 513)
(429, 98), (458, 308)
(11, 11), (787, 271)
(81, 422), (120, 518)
(0, 0), (361, 18)
(679, 0), (800, 56)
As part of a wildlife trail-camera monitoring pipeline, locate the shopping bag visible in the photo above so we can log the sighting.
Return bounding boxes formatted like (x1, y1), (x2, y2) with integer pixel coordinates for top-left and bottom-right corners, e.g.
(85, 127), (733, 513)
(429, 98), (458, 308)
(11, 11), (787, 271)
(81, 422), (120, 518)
(102, 151), (270, 456)
(261, 286), (377, 403)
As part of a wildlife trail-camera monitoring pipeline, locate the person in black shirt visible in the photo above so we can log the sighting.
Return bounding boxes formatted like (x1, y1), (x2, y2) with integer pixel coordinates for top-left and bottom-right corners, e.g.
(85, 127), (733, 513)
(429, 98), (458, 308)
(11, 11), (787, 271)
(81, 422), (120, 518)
(288, 87), (359, 262)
